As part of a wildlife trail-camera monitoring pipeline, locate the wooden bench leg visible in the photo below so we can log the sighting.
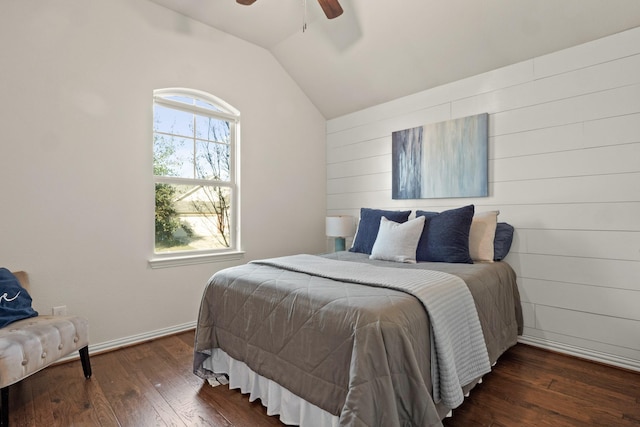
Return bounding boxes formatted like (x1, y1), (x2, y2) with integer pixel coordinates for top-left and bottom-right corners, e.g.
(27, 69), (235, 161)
(1, 386), (8, 427)
(79, 346), (92, 379)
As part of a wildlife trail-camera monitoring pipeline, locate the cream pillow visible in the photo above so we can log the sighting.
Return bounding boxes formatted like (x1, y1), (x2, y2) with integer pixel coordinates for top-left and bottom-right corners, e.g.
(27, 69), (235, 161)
(370, 216), (425, 263)
(469, 210), (499, 262)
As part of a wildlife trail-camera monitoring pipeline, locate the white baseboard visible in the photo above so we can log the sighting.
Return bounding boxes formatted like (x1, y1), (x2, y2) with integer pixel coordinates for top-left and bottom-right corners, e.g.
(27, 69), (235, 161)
(518, 335), (640, 373)
(58, 321), (197, 363)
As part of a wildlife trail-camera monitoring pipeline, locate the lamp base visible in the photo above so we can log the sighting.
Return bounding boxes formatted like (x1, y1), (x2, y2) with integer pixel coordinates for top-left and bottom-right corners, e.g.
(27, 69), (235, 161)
(334, 237), (346, 252)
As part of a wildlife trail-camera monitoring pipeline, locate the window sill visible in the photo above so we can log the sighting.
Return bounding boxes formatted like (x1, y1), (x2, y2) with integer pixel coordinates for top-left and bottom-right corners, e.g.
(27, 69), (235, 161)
(148, 251), (245, 269)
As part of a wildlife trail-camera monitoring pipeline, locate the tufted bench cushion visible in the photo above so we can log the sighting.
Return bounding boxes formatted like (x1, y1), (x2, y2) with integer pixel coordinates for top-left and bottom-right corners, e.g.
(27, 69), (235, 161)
(0, 315), (89, 388)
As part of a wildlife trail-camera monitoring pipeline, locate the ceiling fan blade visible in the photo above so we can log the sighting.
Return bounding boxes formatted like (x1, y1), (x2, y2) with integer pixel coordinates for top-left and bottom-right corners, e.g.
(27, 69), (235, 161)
(317, 0), (343, 19)
(236, 0), (257, 5)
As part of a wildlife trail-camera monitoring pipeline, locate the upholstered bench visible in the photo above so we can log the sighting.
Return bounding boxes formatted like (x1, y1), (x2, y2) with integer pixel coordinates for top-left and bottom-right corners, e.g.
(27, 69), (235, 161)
(0, 271), (91, 426)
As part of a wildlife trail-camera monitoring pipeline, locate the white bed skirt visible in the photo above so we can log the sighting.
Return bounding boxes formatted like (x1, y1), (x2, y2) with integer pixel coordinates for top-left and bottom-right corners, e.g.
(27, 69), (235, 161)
(202, 348), (467, 425)
(203, 348), (340, 427)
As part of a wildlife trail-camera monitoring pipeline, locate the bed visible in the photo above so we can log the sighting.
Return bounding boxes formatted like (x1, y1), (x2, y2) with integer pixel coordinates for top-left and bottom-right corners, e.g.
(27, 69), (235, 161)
(193, 206), (522, 427)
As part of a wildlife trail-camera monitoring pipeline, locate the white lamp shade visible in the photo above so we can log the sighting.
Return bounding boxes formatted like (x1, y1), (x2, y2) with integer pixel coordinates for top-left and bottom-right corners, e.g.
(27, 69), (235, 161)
(326, 216), (355, 237)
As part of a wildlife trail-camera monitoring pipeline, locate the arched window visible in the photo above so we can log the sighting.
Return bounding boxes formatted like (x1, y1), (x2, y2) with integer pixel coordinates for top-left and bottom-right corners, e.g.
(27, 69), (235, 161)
(151, 88), (240, 263)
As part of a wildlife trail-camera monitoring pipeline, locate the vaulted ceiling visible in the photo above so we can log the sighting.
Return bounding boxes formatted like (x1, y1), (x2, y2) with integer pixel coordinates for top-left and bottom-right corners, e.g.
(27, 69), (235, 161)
(148, 0), (640, 119)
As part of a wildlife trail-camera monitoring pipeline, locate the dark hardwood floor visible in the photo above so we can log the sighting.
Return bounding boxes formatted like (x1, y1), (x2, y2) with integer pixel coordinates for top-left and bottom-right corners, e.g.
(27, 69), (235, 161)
(6, 330), (640, 426)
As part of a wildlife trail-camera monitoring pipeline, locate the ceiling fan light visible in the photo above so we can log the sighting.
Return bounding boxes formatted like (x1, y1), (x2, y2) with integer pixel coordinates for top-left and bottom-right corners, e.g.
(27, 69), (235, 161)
(236, 0), (257, 5)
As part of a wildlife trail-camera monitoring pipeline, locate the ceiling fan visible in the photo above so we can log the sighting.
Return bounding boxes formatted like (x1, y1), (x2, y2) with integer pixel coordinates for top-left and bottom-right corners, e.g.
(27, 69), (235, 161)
(236, 0), (344, 19)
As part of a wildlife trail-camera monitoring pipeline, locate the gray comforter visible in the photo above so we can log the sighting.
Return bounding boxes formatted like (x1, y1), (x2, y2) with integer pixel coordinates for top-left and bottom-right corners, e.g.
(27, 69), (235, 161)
(251, 254), (491, 409)
(194, 252), (522, 427)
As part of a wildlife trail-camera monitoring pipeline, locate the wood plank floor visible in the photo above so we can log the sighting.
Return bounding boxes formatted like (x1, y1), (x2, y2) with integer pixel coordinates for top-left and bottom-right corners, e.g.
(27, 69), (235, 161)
(6, 330), (640, 426)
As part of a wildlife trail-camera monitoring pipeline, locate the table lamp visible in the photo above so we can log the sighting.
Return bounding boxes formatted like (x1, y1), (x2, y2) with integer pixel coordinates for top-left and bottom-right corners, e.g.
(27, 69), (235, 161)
(326, 216), (355, 252)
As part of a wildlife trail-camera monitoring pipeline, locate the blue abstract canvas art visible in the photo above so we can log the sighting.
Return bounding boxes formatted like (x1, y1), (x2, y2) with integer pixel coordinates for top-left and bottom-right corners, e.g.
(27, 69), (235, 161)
(392, 113), (488, 199)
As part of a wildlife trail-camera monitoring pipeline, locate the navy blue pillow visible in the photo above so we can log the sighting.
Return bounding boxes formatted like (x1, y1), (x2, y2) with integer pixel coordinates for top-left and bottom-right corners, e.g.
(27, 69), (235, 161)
(493, 222), (514, 261)
(350, 208), (411, 254)
(0, 268), (38, 327)
(415, 205), (475, 263)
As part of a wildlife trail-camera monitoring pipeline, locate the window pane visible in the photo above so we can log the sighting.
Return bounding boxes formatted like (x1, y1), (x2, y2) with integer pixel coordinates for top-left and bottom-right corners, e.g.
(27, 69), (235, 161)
(195, 115), (230, 142)
(153, 105), (193, 137)
(153, 135), (195, 178)
(195, 99), (223, 112)
(155, 183), (231, 253)
(166, 95), (194, 105)
(161, 95), (223, 113)
(196, 141), (230, 181)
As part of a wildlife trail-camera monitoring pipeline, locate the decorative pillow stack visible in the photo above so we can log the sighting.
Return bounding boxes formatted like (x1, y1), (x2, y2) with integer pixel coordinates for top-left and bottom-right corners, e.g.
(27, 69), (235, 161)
(349, 206), (514, 263)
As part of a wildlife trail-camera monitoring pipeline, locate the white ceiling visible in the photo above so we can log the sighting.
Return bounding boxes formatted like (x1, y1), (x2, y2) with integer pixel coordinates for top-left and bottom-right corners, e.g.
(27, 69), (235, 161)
(147, 0), (640, 119)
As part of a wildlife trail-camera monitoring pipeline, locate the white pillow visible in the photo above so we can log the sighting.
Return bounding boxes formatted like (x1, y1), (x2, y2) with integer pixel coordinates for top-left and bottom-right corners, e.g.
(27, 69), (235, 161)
(469, 210), (499, 262)
(370, 216), (426, 263)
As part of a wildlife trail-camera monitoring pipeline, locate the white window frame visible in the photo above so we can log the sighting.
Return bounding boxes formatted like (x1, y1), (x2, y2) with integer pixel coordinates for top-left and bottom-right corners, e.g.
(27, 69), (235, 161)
(149, 88), (243, 268)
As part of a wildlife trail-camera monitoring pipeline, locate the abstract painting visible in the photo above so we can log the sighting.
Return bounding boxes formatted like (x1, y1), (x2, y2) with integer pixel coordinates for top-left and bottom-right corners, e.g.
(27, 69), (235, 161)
(392, 113), (488, 199)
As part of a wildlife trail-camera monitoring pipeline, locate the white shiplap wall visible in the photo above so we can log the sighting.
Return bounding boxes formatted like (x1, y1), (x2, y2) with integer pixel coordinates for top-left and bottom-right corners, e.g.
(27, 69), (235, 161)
(326, 27), (640, 371)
